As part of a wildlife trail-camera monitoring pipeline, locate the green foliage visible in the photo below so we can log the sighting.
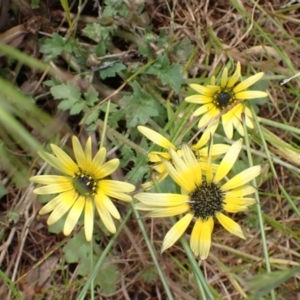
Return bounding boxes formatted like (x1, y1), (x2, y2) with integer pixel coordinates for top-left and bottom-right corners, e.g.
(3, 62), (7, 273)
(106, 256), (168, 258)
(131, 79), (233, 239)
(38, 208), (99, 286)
(39, 33), (75, 60)
(102, 0), (129, 18)
(246, 266), (300, 300)
(145, 54), (184, 93)
(82, 23), (115, 56)
(0, 179), (7, 198)
(120, 81), (162, 127)
(99, 62), (127, 79)
(62, 231), (120, 294)
(50, 83), (107, 129)
(120, 144), (135, 168)
(140, 266), (159, 284)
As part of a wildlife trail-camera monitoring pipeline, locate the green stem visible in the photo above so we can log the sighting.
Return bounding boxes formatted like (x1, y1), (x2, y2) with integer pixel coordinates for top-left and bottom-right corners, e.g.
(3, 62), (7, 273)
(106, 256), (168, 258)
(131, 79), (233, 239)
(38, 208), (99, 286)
(247, 107), (275, 300)
(90, 239), (94, 300)
(96, 119), (147, 155)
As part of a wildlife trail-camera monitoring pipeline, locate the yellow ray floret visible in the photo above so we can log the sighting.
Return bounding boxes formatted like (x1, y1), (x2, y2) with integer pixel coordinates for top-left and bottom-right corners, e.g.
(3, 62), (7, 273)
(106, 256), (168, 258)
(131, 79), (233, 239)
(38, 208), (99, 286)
(135, 140), (261, 259)
(30, 136), (135, 241)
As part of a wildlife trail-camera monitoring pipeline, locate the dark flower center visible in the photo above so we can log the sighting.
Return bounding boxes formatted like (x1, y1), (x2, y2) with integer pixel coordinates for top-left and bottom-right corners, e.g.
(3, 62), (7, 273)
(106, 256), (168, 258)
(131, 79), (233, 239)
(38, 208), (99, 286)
(73, 168), (98, 197)
(189, 181), (224, 219)
(214, 90), (235, 109)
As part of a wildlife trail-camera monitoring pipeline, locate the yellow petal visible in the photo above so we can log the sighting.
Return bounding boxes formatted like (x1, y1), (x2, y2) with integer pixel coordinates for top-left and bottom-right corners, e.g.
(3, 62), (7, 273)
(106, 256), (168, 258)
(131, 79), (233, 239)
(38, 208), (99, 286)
(233, 72), (264, 93)
(232, 114), (244, 136)
(39, 192), (70, 215)
(181, 145), (202, 185)
(50, 144), (78, 174)
(99, 180), (134, 201)
(223, 203), (249, 213)
(221, 67), (228, 88)
(163, 153), (195, 192)
(138, 126), (176, 150)
(33, 182), (73, 195)
(84, 137), (92, 167)
(94, 159), (119, 179)
(100, 192), (121, 219)
(191, 123), (219, 151)
(152, 162), (166, 173)
(197, 143), (230, 157)
(221, 110), (235, 139)
(38, 151), (74, 176)
(84, 198), (94, 241)
(190, 217), (214, 260)
(193, 103), (215, 117)
(135, 203), (155, 211)
(30, 175), (72, 185)
(91, 147), (106, 172)
(72, 136), (86, 170)
(161, 213), (193, 253)
(216, 212), (245, 239)
(145, 204), (189, 217)
(227, 62), (241, 88)
(235, 90), (268, 100)
(213, 139), (243, 184)
(225, 185), (256, 197)
(189, 84), (219, 96)
(94, 197), (116, 233)
(148, 151), (171, 163)
(134, 192), (188, 206)
(185, 94), (214, 104)
(63, 196), (85, 236)
(221, 165), (261, 191)
(224, 197), (256, 212)
(47, 192), (78, 225)
(141, 170), (168, 190)
(197, 106), (219, 128)
(100, 180), (135, 193)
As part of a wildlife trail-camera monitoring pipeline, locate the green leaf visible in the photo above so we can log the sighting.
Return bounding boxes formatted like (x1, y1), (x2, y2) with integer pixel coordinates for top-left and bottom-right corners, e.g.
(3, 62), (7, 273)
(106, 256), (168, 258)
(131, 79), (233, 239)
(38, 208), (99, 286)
(63, 231), (120, 294)
(103, 0), (128, 18)
(0, 180), (7, 198)
(99, 62), (126, 79)
(95, 264), (120, 294)
(246, 266), (300, 300)
(51, 83), (82, 111)
(70, 102), (86, 115)
(120, 81), (161, 127)
(84, 86), (99, 106)
(57, 99), (77, 111)
(145, 54), (184, 93)
(48, 214), (66, 234)
(119, 144), (135, 168)
(82, 24), (103, 42)
(51, 83), (81, 101)
(174, 37), (194, 61)
(39, 33), (74, 60)
(127, 163), (148, 185)
(62, 231), (90, 263)
(83, 109), (100, 125)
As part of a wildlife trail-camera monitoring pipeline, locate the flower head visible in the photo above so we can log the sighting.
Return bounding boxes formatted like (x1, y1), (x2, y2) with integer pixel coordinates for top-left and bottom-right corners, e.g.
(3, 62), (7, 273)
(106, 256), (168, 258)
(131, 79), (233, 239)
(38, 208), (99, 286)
(30, 136), (135, 241)
(135, 139), (261, 259)
(138, 126), (230, 190)
(185, 62), (268, 139)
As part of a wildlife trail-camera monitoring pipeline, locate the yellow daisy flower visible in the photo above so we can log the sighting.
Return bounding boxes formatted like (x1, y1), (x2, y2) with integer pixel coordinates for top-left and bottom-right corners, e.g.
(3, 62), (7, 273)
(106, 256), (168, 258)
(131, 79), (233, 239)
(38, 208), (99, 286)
(30, 136), (135, 241)
(185, 61), (268, 139)
(138, 125), (230, 190)
(135, 139), (261, 259)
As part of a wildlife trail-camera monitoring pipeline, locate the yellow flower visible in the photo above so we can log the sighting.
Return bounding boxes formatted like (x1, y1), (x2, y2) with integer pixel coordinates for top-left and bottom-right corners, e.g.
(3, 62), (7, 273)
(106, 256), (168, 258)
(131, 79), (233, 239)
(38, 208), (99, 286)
(135, 139), (261, 259)
(138, 125), (230, 190)
(185, 62), (268, 139)
(30, 136), (135, 241)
